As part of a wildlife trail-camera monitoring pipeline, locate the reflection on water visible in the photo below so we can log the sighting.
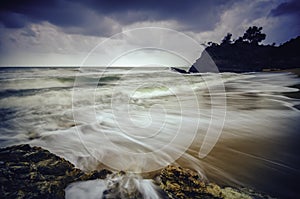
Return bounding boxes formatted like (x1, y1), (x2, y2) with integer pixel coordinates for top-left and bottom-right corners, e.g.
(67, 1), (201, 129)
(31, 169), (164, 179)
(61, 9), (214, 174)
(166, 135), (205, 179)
(0, 67), (300, 198)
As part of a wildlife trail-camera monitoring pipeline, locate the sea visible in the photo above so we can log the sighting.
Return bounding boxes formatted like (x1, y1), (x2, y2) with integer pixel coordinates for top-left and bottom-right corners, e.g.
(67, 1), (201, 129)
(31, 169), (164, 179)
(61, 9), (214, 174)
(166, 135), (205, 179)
(0, 67), (300, 198)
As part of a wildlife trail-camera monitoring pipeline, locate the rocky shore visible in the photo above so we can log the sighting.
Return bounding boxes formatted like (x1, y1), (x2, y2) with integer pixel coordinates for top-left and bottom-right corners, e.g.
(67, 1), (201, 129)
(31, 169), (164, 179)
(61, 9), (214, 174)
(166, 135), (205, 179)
(0, 144), (111, 199)
(159, 165), (272, 199)
(0, 144), (272, 199)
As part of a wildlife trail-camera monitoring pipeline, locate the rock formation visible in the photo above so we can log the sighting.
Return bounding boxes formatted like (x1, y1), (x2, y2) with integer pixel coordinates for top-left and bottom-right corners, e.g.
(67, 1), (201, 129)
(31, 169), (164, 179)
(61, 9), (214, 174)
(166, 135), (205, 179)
(159, 165), (272, 199)
(0, 144), (111, 199)
(1, 144), (272, 199)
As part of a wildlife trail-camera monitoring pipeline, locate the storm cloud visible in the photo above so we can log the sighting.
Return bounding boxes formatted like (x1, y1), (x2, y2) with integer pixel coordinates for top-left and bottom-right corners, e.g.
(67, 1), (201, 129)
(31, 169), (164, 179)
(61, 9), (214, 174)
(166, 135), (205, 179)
(0, 0), (235, 36)
(270, 0), (300, 17)
(0, 0), (299, 66)
(0, 0), (120, 36)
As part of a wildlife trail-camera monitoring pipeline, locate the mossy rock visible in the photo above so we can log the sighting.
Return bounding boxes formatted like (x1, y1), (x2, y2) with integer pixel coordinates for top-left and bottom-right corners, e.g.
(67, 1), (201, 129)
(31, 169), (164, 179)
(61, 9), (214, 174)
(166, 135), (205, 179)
(0, 144), (112, 199)
(159, 165), (270, 199)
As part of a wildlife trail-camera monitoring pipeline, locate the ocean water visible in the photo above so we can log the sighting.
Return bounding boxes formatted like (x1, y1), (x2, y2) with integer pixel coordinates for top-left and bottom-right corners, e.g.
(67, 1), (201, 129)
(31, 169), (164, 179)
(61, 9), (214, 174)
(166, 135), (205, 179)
(0, 67), (300, 198)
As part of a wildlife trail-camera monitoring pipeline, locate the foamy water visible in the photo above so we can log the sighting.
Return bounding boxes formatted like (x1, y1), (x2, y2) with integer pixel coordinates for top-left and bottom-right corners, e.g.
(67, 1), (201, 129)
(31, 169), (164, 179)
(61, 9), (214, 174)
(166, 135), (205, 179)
(0, 67), (300, 198)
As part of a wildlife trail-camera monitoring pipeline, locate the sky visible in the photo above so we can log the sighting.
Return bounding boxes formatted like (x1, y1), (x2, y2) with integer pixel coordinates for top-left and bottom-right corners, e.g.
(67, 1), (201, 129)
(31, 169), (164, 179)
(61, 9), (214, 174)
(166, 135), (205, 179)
(0, 0), (299, 66)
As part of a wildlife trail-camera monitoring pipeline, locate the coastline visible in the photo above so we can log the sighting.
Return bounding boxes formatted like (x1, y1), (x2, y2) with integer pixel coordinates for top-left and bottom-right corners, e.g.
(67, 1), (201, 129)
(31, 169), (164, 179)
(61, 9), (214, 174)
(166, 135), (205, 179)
(274, 68), (300, 102)
(266, 68), (300, 76)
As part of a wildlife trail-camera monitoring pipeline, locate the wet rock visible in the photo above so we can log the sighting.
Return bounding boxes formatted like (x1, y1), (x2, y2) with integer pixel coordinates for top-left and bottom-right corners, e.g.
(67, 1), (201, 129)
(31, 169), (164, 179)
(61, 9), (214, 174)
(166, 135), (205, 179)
(0, 144), (112, 199)
(159, 165), (255, 199)
(80, 169), (113, 181)
(0, 144), (273, 199)
(159, 165), (219, 199)
(170, 67), (189, 74)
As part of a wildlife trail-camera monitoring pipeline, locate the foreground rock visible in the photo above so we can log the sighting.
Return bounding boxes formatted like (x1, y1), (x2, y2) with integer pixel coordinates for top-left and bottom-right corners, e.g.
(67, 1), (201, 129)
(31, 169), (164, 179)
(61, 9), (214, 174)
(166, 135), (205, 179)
(1, 144), (273, 199)
(159, 165), (271, 199)
(0, 144), (112, 199)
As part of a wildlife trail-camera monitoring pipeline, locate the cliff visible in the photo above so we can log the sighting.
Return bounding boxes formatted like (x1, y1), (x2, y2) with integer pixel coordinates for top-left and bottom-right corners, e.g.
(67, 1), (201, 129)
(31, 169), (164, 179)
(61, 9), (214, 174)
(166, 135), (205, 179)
(189, 36), (300, 73)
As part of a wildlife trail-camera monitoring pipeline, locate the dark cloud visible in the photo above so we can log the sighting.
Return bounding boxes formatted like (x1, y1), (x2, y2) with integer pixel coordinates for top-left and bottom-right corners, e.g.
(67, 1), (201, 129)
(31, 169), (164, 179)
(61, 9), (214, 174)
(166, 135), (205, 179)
(72, 0), (233, 30)
(1, 0), (88, 27)
(0, 0), (234, 36)
(1, 0), (299, 42)
(270, 0), (300, 17)
(0, 0), (121, 36)
(0, 12), (29, 28)
(268, 0), (300, 41)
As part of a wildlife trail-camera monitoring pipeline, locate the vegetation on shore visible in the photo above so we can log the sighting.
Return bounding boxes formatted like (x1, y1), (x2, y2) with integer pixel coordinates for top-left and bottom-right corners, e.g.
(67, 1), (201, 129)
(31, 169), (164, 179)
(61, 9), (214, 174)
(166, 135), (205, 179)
(188, 26), (300, 73)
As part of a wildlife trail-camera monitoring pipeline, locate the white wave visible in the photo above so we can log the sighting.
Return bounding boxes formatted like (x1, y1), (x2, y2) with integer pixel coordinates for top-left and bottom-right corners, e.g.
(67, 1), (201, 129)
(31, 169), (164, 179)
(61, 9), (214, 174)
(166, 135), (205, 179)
(1, 68), (300, 198)
(65, 173), (161, 199)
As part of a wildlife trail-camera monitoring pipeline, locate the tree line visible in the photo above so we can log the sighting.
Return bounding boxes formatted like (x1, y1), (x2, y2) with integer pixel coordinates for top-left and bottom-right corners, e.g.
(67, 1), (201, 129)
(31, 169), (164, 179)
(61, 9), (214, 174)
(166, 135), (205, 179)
(208, 26), (268, 47)
(190, 26), (300, 72)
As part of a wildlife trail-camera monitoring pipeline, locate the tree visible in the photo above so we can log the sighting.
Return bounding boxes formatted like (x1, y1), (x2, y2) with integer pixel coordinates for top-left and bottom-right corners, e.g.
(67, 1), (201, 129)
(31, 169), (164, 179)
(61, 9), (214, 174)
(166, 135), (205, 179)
(207, 41), (218, 47)
(234, 37), (244, 44)
(221, 33), (233, 45)
(242, 26), (266, 45)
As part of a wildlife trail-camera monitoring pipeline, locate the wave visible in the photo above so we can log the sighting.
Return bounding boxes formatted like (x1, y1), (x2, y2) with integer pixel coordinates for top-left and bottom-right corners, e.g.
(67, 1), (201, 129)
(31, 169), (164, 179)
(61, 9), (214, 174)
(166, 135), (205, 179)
(1, 68), (300, 198)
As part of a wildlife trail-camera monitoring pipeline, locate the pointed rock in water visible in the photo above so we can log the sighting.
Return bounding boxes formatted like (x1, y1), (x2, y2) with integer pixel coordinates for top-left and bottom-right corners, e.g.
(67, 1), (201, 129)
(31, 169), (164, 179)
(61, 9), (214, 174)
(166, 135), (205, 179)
(170, 67), (189, 74)
(0, 144), (112, 199)
(159, 165), (260, 199)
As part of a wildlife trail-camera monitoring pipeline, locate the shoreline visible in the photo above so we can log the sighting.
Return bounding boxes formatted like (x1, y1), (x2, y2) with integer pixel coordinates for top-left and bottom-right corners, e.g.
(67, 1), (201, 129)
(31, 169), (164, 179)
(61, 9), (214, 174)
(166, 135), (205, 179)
(274, 68), (300, 101)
